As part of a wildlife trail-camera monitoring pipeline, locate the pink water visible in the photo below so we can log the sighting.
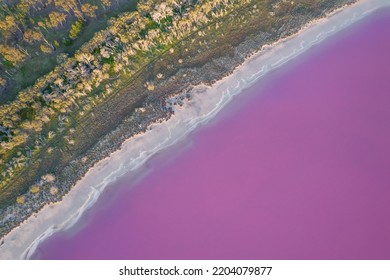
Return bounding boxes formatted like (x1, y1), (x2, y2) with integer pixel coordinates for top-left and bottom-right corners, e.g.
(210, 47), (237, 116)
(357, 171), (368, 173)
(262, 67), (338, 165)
(35, 8), (390, 259)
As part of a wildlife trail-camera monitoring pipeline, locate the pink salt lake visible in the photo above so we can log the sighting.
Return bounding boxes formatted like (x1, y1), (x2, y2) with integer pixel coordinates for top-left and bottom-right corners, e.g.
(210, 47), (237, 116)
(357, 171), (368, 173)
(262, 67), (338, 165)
(35, 8), (390, 259)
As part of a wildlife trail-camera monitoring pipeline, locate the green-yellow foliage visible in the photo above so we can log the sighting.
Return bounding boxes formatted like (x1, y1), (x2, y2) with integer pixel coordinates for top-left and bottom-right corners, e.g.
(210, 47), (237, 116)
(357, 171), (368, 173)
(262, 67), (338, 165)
(0, 77), (6, 87)
(40, 44), (53, 54)
(0, 44), (26, 66)
(23, 29), (44, 44)
(0, 16), (18, 36)
(81, 3), (99, 18)
(16, 196), (25, 204)
(48, 12), (67, 29)
(69, 20), (85, 39)
(101, 0), (112, 8)
(30, 185), (40, 194)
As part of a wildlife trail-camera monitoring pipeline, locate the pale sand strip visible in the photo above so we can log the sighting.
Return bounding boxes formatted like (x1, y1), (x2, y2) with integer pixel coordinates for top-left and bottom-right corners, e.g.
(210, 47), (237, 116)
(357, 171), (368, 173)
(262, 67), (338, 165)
(1, 0), (389, 260)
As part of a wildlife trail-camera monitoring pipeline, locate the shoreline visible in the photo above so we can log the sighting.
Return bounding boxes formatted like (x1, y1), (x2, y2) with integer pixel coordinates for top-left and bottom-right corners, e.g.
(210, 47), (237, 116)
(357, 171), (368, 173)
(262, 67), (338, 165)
(37, 4), (390, 258)
(1, 0), (389, 259)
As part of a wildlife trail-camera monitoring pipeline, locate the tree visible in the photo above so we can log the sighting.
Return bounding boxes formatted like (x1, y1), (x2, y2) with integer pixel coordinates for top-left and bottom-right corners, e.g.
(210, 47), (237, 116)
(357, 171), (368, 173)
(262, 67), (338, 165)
(52, 0), (79, 16)
(48, 12), (67, 29)
(69, 19), (84, 39)
(100, 0), (112, 9)
(42, 173), (56, 183)
(0, 44), (27, 66)
(137, 3), (151, 16)
(50, 186), (59, 195)
(0, 77), (6, 88)
(30, 185), (40, 194)
(81, 3), (99, 18)
(150, 3), (174, 24)
(16, 196), (25, 204)
(40, 43), (53, 54)
(23, 29), (44, 44)
(0, 15), (20, 38)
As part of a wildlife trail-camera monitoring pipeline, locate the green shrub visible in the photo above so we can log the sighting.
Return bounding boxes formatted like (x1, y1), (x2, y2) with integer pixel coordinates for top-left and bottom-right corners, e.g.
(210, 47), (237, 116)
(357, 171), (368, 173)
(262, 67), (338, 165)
(69, 19), (85, 40)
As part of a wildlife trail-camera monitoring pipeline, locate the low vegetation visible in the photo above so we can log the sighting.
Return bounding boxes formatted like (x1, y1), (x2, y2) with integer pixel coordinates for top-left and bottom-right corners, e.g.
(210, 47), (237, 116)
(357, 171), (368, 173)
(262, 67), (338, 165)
(0, 0), (137, 101)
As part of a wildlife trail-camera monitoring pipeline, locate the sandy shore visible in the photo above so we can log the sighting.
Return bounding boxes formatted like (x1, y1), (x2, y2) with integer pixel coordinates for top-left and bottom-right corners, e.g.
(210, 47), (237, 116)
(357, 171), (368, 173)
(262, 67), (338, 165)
(1, 0), (389, 260)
